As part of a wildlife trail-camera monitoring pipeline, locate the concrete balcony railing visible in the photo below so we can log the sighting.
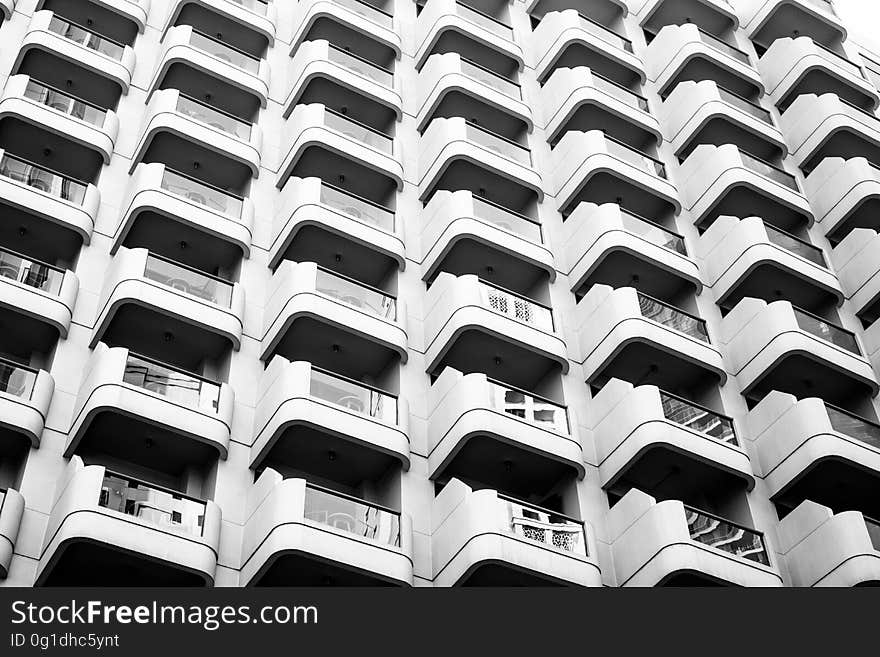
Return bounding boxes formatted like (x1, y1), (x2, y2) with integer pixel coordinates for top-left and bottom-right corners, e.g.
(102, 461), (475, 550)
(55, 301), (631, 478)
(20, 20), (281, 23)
(0, 0), (14, 23)
(741, 0), (845, 49)
(164, 0), (277, 46)
(832, 228), (880, 322)
(593, 378), (753, 490)
(292, 0), (400, 60)
(417, 52), (530, 132)
(0, 488), (24, 579)
(416, 0), (522, 71)
(759, 37), (877, 112)
(431, 479), (601, 586)
(1, 75), (119, 164)
(250, 356), (410, 471)
(154, 25), (270, 107)
(70, 0), (150, 33)
(0, 148), (99, 244)
(0, 356), (53, 447)
(805, 157), (880, 243)
(778, 500), (880, 586)
(65, 342), (233, 461)
(36, 458), (221, 586)
(608, 488), (782, 586)
(242, 470), (413, 586)
(634, 0), (739, 36)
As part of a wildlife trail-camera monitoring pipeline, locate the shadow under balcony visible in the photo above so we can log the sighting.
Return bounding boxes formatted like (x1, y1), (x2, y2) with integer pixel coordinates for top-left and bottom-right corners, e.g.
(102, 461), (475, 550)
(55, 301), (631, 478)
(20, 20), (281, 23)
(164, 0), (277, 50)
(636, 0), (738, 36)
(743, 0), (846, 51)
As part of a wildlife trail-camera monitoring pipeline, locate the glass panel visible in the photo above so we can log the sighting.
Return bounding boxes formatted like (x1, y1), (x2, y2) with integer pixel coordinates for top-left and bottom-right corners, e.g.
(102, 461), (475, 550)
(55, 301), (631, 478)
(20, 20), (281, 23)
(324, 111), (393, 153)
(143, 254), (234, 308)
(176, 95), (252, 140)
(638, 293), (709, 342)
(618, 210), (686, 255)
(793, 308), (859, 354)
(764, 224), (826, 266)
(228, 0), (269, 15)
(190, 31), (260, 74)
(309, 367), (398, 424)
(503, 497), (587, 556)
(824, 404), (880, 450)
(123, 354), (220, 413)
(865, 65), (880, 91)
(865, 517), (880, 551)
(685, 506), (770, 565)
(0, 357), (36, 400)
(314, 267), (397, 320)
(604, 137), (666, 177)
(327, 46), (393, 87)
(319, 183), (395, 231)
(303, 485), (401, 546)
(739, 151), (799, 190)
(576, 13), (633, 53)
(460, 59), (521, 98)
(0, 248), (64, 295)
(160, 169), (243, 218)
(48, 16), (125, 60)
(465, 124), (531, 165)
(697, 29), (750, 65)
(717, 87), (772, 123)
(24, 80), (107, 127)
(0, 153), (87, 204)
(455, 2), (512, 38)
(100, 473), (206, 537)
(660, 392), (737, 445)
(488, 380), (569, 434)
(482, 282), (554, 332)
(592, 74), (649, 111)
(472, 196), (542, 243)
(333, 0), (393, 27)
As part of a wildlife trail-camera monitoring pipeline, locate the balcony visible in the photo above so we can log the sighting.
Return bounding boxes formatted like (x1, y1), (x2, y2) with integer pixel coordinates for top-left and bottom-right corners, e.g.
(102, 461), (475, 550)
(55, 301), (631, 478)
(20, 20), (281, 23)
(720, 298), (877, 405)
(563, 202), (701, 300)
(416, 0), (523, 72)
(65, 343), (232, 470)
(250, 357), (409, 475)
(0, 0), (12, 25)
(91, 247), (245, 364)
(0, 355), (53, 448)
(153, 25), (270, 109)
(552, 129), (679, 219)
(164, 0), (277, 47)
(419, 117), (541, 207)
(541, 66), (661, 149)
(759, 37), (878, 113)
(645, 23), (762, 99)
(49, 0), (150, 34)
(805, 157), (880, 243)
(1, 75), (119, 166)
(781, 93), (880, 173)
(748, 392), (880, 519)
(742, 0), (846, 50)
(832, 228), (880, 324)
(593, 378), (752, 492)
(424, 273), (567, 390)
(420, 190), (554, 290)
(635, 0), (739, 36)
(36, 458), (220, 586)
(660, 80), (785, 160)
(608, 488), (781, 586)
(575, 285), (725, 389)
(679, 144), (812, 231)
(778, 501), (880, 586)
(431, 479), (601, 586)
(242, 470), (412, 586)
(0, 488), (24, 579)
(427, 367), (583, 496)
(699, 215), (841, 311)
(291, 0), (400, 64)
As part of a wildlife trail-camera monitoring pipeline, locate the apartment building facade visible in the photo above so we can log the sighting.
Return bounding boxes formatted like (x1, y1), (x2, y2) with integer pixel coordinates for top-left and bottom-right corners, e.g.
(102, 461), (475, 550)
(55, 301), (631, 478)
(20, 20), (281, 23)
(0, 0), (877, 587)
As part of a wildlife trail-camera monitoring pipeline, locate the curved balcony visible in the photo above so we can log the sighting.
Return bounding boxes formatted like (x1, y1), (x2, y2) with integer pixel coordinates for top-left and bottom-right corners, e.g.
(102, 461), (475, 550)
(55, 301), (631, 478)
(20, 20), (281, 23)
(0, 0), (13, 24)
(608, 488), (781, 586)
(427, 367), (583, 495)
(420, 189), (553, 286)
(645, 23), (762, 99)
(65, 343), (232, 466)
(660, 79), (785, 159)
(153, 25), (270, 108)
(720, 298), (877, 405)
(0, 150), (98, 245)
(17, 11), (137, 94)
(576, 285), (726, 388)
(679, 144), (812, 230)
(164, 0), (277, 46)
(417, 52), (530, 133)
(91, 247), (245, 355)
(242, 471), (412, 586)
(0, 356), (53, 448)
(0, 488), (24, 579)
(563, 202), (701, 298)
(832, 228), (880, 323)
(68, 0), (150, 34)
(419, 116), (541, 203)
(805, 157), (880, 243)
(250, 357), (409, 473)
(416, 0), (523, 72)
(0, 75), (118, 165)
(292, 0), (401, 61)
(36, 458), (220, 586)
(635, 0), (739, 35)
(541, 66), (661, 148)
(781, 93), (880, 173)
(742, 0), (846, 50)
(699, 215), (841, 311)
(759, 37), (878, 113)
(424, 273), (568, 389)
(779, 501), (880, 586)
(431, 480), (601, 586)
(552, 129), (679, 220)
(593, 378), (753, 491)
